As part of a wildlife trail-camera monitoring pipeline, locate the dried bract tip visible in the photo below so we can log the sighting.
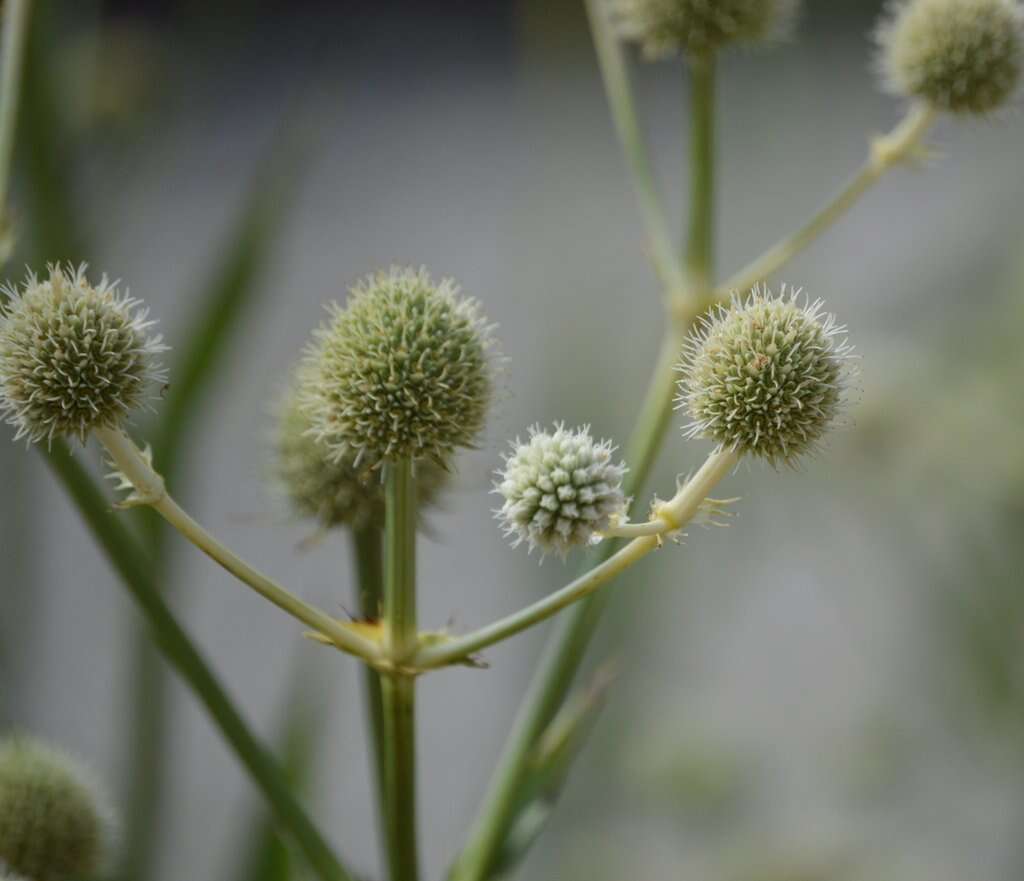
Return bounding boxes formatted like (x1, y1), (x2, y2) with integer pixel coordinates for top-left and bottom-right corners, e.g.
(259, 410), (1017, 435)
(495, 423), (627, 558)
(878, 0), (1023, 113)
(273, 381), (448, 530)
(676, 286), (854, 466)
(0, 738), (112, 881)
(299, 266), (495, 466)
(615, 0), (800, 59)
(0, 264), (167, 444)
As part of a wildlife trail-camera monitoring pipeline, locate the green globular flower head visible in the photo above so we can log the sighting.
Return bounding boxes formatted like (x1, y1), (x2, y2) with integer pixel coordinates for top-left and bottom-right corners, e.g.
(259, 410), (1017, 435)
(677, 286), (853, 466)
(615, 0), (800, 59)
(273, 381), (448, 531)
(300, 266), (495, 466)
(878, 0), (1023, 114)
(0, 738), (111, 881)
(495, 423), (627, 558)
(0, 264), (167, 444)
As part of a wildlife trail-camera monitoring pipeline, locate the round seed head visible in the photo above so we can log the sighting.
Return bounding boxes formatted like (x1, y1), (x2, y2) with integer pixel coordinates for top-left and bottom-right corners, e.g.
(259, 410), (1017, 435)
(877, 0), (1023, 113)
(0, 738), (112, 881)
(300, 266), (495, 466)
(677, 286), (854, 466)
(0, 264), (166, 445)
(273, 382), (448, 531)
(495, 423), (627, 558)
(615, 0), (800, 59)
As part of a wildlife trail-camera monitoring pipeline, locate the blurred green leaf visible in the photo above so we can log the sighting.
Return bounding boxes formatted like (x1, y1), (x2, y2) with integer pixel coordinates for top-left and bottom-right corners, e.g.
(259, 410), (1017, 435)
(152, 148), (303, 487)
(484, 665), (615, 880)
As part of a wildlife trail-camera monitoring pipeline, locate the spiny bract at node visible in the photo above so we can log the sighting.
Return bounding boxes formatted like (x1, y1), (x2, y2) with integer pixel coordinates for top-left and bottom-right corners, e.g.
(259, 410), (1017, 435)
(495, 423), (627, 558)
(878, 0), (1023, 113)
(299, 266), (495, 466)
(0, 738), (111, 881)
(0, 264), (166, 444)
(615, 0), (800, 59)
(676, 286), (853, 466)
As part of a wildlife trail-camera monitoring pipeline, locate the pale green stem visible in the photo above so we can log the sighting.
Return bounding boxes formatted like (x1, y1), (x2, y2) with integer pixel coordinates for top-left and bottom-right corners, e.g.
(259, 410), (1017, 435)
(0, 0), (32, 221)
(718, 102), (937, 297)
(381, 459), (420, 881)
(415, 447), (737, 671)
(94, 426), (379, 663)
(584, 0), (687, 299)
(685, 53), (715, 295)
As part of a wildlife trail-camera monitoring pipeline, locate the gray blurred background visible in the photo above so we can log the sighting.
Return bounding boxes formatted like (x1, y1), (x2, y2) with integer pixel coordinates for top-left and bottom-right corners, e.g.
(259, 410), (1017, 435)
(2, 1), (1024, 880)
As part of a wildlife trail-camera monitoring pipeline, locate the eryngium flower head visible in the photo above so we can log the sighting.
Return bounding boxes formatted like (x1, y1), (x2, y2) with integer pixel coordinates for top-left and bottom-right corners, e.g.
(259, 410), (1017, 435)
(274, 385), (448, 530)
(0, 265), (166, 444)
(300, 266), (495, 466)
(495, 424), (627, 557)
(615, 0), (799, 59)
(878, 0), (1023, 113)
(677, 287), (853, 466)
(0, 738), (111, 881)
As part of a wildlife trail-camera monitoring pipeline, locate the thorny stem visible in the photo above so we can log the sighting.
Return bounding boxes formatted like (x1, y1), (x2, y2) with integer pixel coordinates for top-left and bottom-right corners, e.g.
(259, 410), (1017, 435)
(718, 102), (937, 297)
(381, 460), (420, 881)
(415, 448), (738, 670)
(0, 0), (32, 230)
(94, 426), (380, 664)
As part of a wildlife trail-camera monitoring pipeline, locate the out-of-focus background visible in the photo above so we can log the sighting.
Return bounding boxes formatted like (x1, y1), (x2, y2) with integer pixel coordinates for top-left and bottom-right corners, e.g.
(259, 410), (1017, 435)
(2, 1), (1023, 880)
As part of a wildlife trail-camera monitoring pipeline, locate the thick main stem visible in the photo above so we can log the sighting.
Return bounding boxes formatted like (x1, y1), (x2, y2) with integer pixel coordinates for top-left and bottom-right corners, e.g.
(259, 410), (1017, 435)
(381, 460), (420, 881)
(0, 0), (32, 223)
(351, 525), (389, 862)
(685, 54), (715, 295)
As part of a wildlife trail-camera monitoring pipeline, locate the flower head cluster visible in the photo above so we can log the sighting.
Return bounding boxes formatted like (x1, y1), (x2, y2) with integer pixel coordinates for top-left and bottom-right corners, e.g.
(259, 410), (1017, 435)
(0, 738), (111, 881)
(676, 287), (853, 466)
(0, 265), (166, 444)
(615, 0), (799, 59)
(300, 266), (495, 467)
(274, 382), (448, 530)
(877, 0), (1023, 114)
(495, 424), (627, 558)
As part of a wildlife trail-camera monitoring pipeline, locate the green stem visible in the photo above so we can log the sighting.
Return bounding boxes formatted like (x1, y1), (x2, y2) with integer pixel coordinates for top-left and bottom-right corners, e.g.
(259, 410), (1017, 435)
(351, 525), (389, 862)
(382, 460), (420, 881)
(685, 53), (715, 295)
(0, 0), (32, 223)
(40, 442), (354, 881)
(718, 102), (936, 297)
(449, 47), (720, 881)
(583, 0), (686, 298)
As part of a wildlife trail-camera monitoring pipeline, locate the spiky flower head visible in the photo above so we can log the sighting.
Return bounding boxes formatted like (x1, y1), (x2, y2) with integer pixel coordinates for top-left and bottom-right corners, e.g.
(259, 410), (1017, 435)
(877, 0), (1023, 113)
(300, 266), (495, 466)
(677, 287), (853, 466)
(273, 382), (448, 530)
(615, 0), (800, 59)
(0, 738), (111, 881)
(0, 264), (166, 444)
(495, 423), (627, 558)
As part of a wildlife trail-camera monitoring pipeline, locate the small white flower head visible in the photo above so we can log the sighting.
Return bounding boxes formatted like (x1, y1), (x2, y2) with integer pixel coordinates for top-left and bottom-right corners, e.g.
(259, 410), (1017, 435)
(615, 0), (800, 60)
(877, 0), (1023, 114)
(299, 266), (496, 467)
(0, 264), (167, 444)
(676, 286), (854, 466)
(0, 737), (114, 881)
(495, 423), (628, 558)
(273, 378), (448, 531)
